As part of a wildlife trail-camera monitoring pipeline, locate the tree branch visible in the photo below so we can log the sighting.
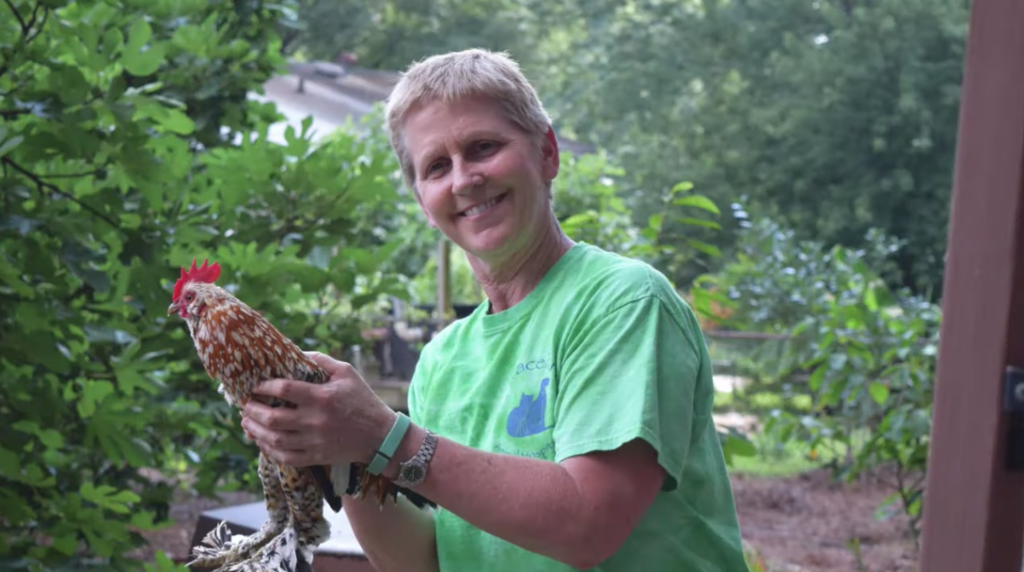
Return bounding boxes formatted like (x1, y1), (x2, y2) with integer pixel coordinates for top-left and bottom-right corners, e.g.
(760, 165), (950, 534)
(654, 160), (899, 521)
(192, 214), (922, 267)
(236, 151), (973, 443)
(0, 3), (48, 82)
(38, 168), (107, 179)
(1, 156), (123, 233)
(4, 0), (27, 32)
(24, 7), (47, 44)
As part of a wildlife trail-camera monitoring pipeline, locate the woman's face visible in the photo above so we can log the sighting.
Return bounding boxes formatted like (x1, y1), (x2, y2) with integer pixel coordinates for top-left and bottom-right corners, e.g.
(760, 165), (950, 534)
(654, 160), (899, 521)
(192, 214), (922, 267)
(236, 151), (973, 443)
(401, 95), (559, 259)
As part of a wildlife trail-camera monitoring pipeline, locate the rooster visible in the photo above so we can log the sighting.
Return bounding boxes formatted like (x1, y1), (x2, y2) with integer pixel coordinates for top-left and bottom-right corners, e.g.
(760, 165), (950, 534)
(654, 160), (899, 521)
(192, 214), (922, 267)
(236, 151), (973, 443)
(168, 259), (432, 572)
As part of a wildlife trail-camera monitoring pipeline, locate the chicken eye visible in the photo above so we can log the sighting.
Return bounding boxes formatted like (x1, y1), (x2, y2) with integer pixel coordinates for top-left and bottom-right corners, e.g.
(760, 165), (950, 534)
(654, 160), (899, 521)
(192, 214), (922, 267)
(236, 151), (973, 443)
(185, 293), (194, 302)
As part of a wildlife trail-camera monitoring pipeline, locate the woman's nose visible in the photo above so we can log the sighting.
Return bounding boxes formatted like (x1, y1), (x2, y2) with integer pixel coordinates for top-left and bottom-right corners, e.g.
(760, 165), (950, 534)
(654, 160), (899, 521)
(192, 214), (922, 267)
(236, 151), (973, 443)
(451, 159), (484, 195)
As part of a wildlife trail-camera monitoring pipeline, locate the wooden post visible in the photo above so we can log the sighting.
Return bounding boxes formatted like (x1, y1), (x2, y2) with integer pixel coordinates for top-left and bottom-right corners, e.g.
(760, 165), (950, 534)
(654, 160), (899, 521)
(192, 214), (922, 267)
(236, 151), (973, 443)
(436, 238), (451, 326)
(918, 0), (1024, 569)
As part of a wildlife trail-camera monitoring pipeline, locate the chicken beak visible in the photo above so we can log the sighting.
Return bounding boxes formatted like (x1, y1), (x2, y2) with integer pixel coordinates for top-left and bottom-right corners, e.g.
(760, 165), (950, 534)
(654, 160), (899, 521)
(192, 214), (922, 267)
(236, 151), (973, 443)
(167, 302), (179, 315)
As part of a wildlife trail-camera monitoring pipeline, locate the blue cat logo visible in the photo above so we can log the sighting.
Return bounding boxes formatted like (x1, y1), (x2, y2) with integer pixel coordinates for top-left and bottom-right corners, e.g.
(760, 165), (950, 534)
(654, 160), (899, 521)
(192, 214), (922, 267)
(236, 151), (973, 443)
(506, 377), (553, 438)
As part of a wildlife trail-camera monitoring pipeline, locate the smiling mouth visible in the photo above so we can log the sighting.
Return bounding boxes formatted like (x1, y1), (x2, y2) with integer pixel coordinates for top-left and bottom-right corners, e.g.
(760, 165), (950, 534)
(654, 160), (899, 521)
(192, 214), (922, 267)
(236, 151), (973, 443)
(459, 192), (508, 217)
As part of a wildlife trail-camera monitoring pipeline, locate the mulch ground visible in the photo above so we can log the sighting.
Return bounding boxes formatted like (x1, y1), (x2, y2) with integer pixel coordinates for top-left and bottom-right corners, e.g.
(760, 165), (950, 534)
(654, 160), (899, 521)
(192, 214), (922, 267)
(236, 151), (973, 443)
(138, 469), (919, 571)
(736, 470), (918, 572)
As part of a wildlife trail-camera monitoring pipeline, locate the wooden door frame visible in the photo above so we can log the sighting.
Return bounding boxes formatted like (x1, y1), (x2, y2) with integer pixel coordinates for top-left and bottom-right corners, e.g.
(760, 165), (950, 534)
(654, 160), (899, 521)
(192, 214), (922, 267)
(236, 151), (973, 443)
(918, 0), (1024, 569)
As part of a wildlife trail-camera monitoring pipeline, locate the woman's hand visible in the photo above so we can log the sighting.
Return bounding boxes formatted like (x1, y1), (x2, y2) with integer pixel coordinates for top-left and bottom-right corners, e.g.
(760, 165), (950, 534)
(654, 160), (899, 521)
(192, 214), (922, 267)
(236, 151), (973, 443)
(241, 351), (397, 468)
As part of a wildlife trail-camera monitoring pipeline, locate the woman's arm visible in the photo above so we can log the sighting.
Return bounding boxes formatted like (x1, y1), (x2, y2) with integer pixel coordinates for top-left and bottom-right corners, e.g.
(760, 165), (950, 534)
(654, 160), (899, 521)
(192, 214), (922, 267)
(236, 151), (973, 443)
(342, 486), (440, 572)
(381, 423), (665, 570)
(241, 357), (665, 571)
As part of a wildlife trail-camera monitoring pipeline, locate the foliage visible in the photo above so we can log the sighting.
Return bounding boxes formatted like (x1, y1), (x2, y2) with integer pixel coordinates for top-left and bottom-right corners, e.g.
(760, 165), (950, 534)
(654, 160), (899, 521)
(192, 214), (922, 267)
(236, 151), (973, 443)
(525, 0), (968, 297)
(281, 0), (538, 71)
(693, 217), (905, 334)
(775, 264), (939, 541)
(285, 0), (968, 297)
(409, 243), (485, 307)
(694, 218), (940, 540)
(552, 152), (639, 253)
(0, 1), (412, 569)
(553, 151), (723, 277)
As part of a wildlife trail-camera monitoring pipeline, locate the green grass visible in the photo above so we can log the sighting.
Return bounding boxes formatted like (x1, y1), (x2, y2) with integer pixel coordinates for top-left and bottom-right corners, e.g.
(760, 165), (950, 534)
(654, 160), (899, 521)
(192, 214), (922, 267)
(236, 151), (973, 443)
(728, 435), (824, 477)
(714, 386), (868, 478)
(724, 416), (873, 479)
(713, 388), (812, 413)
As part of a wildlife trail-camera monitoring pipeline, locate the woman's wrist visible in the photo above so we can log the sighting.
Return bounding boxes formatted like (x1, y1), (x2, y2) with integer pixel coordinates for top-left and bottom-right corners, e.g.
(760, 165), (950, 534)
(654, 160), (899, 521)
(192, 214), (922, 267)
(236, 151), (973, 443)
(381, 422), (428, 480)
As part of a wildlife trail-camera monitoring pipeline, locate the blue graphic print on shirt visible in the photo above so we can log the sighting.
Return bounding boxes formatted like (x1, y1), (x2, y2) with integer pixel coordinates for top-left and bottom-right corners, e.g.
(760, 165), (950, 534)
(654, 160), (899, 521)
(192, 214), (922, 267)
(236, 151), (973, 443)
(506, 377), (552, 438)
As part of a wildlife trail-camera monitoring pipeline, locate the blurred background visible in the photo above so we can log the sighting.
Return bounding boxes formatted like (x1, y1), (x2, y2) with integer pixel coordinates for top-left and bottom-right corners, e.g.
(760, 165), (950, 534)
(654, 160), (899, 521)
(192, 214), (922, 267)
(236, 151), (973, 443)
(0, 0), (967, 570)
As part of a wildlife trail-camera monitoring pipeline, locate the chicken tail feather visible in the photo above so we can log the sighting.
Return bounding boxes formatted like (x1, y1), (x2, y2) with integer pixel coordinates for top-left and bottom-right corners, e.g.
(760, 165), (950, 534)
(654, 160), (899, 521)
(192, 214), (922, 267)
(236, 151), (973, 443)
(352, 465), (437, 510)
(308, 465), (342, 512)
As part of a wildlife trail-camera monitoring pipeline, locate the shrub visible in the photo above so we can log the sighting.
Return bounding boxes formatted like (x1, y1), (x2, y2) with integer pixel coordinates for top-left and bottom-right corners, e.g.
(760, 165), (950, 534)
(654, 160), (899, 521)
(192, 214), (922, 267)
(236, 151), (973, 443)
(0, 1), (412, 569)
(692, 217), (939, 539)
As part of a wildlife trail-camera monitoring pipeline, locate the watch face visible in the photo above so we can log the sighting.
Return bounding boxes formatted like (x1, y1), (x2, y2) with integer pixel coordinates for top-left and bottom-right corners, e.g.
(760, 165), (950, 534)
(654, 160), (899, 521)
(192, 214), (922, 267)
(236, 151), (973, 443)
(402, 463), (426, 483)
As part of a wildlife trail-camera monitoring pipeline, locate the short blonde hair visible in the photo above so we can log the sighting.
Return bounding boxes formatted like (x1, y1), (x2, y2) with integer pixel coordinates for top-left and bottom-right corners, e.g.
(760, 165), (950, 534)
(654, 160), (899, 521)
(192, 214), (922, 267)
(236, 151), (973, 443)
(384, 49), (552, 191)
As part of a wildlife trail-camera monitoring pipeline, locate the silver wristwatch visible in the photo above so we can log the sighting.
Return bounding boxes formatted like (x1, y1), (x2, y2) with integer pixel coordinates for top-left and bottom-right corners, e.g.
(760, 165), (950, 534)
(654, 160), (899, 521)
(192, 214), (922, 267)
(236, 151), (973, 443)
(394, 429), (438, 488)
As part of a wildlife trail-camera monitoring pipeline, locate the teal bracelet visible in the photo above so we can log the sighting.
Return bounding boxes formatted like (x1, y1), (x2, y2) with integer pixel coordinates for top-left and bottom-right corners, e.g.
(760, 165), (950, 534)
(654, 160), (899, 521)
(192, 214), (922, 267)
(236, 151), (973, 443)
(367, 412), (411, 475)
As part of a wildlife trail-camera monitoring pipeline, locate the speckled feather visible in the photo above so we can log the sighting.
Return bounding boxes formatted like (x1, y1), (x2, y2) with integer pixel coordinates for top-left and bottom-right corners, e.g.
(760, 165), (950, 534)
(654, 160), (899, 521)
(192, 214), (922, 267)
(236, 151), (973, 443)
(172, 261), (433, 572)
(172, 262), (434, 570)
(177, 281), (403, 508)
(181, 283), (342, 506)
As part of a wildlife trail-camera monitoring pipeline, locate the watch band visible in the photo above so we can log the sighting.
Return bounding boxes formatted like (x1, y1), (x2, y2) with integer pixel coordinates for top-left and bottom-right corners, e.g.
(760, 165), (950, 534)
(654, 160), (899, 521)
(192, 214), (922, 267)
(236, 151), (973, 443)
(395, 429), (438, 487)
(367, 412), (411, 475)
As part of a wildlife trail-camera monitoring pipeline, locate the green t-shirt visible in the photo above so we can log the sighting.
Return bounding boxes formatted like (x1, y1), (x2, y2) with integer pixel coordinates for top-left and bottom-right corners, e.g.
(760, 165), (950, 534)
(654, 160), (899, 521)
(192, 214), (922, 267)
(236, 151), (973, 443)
(408, 242), (749, 571)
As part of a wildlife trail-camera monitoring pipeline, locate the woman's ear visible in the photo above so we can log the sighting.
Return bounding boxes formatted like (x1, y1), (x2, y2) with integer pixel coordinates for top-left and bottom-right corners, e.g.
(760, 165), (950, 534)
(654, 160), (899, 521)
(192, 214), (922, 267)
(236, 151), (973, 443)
(542, 126), (560, 180)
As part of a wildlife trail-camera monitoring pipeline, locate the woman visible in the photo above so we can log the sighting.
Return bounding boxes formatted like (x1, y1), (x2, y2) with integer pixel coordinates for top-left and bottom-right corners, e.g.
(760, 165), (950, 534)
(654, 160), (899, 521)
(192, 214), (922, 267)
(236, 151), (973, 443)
(242, 48), (750, 571)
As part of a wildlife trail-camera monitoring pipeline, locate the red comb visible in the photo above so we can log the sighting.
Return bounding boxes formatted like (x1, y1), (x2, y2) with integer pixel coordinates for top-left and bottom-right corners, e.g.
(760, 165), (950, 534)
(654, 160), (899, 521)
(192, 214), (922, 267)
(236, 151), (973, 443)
(172, 258), (221, 301)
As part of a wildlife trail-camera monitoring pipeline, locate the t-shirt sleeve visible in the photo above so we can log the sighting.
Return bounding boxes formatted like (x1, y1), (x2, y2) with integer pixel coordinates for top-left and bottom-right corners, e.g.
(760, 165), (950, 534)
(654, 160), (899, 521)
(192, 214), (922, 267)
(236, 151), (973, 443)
(552, 292), (706, 492)
(407, 341), (434, 425)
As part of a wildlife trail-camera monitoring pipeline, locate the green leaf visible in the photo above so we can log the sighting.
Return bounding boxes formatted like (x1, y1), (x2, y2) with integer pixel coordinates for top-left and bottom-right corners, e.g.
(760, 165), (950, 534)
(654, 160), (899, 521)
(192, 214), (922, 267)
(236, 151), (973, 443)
(122, 19), (165, 76)
(50, 532), (78, 556)
(685, 238), (722, 258)
(80, 482), (140, 514)
(865, 284), (879, 311)
(158, 108), (195, 135)
(78, 380), (115, 418)
(0, 263), (34, 297)
(676, 216), (722, 230)
(102, 27), (125, 56)
(869, 382), (890, 405)
(671, 181), (694, 194)
(647, 213), (665, 232)
(11, 420), (40, 435)
(130, 509), (158, 530)
(38, 429), (65, 450)
(718, 429), (757, 467)
(119, 212), (142, 228)
(809, 365), (826, 392)
(145, 550), (188, 572)
(171, 23), (209, 55)
(115, 364), (157, 394)
(0, 488), (34, 524)
(123, 45), (166, 76)
(0, 447), (20, 476)
(125, 18), (153, 53)
(0, 135), (24, 158)
(673, 194), (720, 215)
